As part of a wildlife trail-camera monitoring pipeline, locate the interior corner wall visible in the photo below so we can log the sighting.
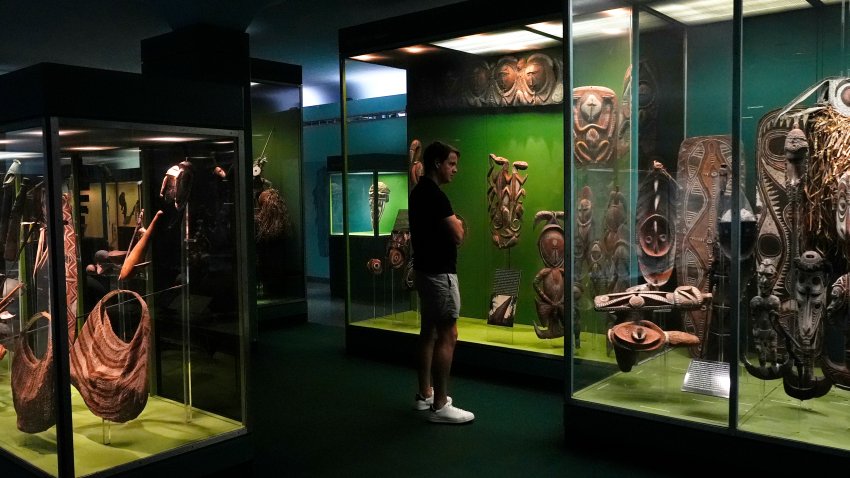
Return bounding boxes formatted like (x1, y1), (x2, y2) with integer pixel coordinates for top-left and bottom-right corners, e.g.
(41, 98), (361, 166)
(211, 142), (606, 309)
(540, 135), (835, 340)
(303, 95), (407, 280)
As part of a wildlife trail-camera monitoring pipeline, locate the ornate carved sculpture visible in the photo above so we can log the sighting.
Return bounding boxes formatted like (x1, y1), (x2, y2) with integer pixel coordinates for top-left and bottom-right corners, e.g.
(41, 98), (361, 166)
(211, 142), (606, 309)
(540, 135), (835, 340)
(494, 56), (522, 105)
(636, 161), (677, 287)
(677, 135), (734, 358)
(777, 251), (832, 399)
(574, 185), (593, 278)
(11, 312), (54, 433)
(408, 50), (563, 111)
(523, 53), (563, 105)
(409, 139), (423, 186)
(70, 290), (151, 422)
(743, 259), (784, 380)
(573, 86), (617, 167)
(594, 286), (708, 372)
(463, 60), (494, 107)
(487, 154), (528, 249)
(601, 186), (626, 256)
(756, 109), (799, 312)
(532, 211), (566, 341)
(784, 120), (808, 189)
(369, 181), (390, 230)
(609, 225), (631, 293)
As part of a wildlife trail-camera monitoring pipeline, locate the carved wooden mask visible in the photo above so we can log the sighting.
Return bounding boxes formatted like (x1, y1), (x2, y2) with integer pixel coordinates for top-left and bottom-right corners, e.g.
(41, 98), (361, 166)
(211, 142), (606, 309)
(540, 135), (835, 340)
(573, 86), (617, 166)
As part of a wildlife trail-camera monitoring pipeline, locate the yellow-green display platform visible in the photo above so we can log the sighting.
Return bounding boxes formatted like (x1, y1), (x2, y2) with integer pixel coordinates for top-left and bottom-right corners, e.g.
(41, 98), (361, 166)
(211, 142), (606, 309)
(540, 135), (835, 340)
(0, 355), (243, 477)
(351, 312), (617, 364)
(574, 343), (850, 453)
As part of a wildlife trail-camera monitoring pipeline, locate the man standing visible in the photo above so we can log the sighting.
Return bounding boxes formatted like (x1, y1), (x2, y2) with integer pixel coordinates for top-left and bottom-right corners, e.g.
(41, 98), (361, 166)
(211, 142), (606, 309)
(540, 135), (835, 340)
(409, 141), (474, 424)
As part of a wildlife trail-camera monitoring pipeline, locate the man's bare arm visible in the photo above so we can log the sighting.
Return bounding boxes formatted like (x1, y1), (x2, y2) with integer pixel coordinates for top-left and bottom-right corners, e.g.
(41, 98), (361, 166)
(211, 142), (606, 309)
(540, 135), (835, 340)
(444, 214), (464, 245)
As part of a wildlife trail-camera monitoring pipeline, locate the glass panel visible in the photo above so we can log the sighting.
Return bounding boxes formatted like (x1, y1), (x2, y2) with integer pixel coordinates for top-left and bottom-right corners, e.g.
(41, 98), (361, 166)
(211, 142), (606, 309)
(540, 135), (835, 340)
(56, 120), (245, 476)
(344, 14), (567, 357)
(739, 1), (850, 451)
(250, 81), (306, 307)
(0, 124), (58, 476)
(570, 3), (732, 427)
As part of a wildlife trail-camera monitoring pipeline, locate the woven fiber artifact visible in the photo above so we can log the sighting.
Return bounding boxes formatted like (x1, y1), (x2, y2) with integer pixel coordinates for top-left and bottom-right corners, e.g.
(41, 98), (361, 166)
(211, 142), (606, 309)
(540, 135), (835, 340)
(70, 289), (151, 422)
(11, 312), (55, 433)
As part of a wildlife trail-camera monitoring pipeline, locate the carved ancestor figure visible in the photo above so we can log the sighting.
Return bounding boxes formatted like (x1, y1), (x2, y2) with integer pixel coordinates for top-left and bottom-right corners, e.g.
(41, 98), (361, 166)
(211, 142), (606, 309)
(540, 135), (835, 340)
(784, 120), (809, 190)
(601, 186), (626, 256)
(636, 161), (677, 287)
(532, 211), (566, 341)
(776, 251), (832, 399)
(487, 154), (528, 249)
(574, 185), (594, 277)
(744, 259), (784, 379)
(573, 86), (617, 167)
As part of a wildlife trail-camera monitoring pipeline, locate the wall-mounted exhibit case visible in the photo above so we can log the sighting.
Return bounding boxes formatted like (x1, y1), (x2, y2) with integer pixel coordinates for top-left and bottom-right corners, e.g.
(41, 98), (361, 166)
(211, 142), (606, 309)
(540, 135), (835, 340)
(327, 154), (409, 301)
(250, 59), (308, 324)
(340, 1), (569, 379)
(342, 0), (850, 466)
(0, 63), (250, 477)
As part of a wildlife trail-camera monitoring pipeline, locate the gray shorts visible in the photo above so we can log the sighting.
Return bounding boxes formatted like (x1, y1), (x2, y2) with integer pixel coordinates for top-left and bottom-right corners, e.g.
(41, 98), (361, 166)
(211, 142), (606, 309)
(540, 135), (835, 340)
(416, 272), (460, 324)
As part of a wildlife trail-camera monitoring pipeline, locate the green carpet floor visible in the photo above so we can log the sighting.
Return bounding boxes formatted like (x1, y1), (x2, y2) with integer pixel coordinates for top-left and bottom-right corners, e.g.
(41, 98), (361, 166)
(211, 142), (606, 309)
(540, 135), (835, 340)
(247, 322), (678, 478)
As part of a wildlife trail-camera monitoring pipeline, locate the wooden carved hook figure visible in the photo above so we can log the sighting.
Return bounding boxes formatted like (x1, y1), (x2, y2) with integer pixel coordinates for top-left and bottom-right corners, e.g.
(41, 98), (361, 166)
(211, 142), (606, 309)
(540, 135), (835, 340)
(486, 154), (528, 249)
(532, 211), (566, 341)
(119, 209), (163, 281)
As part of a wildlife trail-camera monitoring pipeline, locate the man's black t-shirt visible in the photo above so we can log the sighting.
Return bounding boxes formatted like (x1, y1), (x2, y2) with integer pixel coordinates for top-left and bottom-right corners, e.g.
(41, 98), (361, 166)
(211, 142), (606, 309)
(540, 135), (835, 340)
(409, 176), (456, 274)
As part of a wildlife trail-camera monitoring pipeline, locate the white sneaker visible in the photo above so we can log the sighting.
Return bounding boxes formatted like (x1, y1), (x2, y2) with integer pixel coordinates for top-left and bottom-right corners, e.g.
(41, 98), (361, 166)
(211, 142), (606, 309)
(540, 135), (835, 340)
(428, 400), (474, 424)
(413, 389), (453, 411)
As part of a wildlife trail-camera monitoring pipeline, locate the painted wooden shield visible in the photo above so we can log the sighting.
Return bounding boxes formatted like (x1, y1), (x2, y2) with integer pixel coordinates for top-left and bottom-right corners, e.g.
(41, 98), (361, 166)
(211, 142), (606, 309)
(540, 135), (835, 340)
(675, 135), (733, 358)
(636, 161), (676, 288)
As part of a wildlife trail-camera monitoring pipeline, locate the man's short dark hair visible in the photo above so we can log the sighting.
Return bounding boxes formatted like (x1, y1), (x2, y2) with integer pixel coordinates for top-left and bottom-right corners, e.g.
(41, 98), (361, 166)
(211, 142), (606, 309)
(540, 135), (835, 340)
(423, 141), (460, 174)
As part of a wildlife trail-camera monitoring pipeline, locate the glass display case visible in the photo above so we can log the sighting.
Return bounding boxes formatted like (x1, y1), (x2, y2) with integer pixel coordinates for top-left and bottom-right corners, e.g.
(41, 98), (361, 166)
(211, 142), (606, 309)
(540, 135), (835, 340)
(340, 2), (567, 377)
(343, 0), (850, 464)
(564, 0), (850, 465)
(250, 59), (307, 323)
(327, 155), (409, 304)
(0, 64), (249, 477)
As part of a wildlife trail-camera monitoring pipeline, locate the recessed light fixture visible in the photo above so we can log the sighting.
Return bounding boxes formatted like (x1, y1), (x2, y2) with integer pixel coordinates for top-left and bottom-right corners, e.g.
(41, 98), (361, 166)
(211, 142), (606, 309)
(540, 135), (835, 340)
(351, 54), (384, 62)
(0, 152), (41, 159)
(19, 129), (86, 137)
(400, 45), (433, 54)
(66, 146), (118, 151)
(143, 136), (197, 142)
(214, 140), (234, 144)
(431, 29), (560, 55)
(0, 139), (18, 145)
(650, 0), (811, 24)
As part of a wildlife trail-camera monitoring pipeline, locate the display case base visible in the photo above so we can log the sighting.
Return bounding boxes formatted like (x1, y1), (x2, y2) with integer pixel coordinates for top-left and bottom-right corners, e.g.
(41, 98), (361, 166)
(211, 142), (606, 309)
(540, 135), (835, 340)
(347, 318), (565, 382)
(258, 298), (308, 327)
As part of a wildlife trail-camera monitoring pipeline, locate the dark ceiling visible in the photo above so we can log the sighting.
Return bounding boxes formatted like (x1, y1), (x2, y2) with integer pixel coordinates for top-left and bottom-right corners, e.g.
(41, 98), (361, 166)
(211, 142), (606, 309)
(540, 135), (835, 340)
(0, 0), (463, 105)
